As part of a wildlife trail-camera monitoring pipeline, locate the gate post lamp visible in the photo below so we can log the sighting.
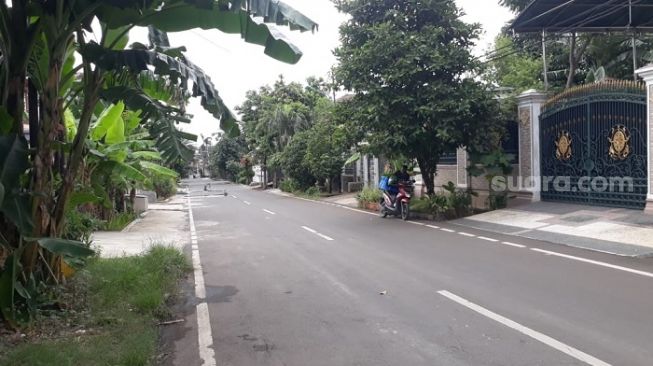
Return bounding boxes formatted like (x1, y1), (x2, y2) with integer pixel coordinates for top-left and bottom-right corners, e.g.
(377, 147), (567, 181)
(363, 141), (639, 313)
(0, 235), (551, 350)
(635, 65), (653, 213)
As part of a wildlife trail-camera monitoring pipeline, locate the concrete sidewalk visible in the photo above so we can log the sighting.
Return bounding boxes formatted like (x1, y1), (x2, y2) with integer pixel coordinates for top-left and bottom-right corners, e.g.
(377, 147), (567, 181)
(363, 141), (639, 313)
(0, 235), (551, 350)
(91, 195), (188, 258)
(453, 201), (653, 257)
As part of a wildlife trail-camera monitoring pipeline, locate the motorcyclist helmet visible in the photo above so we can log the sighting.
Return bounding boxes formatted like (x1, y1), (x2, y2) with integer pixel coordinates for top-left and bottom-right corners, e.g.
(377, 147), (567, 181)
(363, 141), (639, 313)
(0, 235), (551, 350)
(388, 176), (397, 186)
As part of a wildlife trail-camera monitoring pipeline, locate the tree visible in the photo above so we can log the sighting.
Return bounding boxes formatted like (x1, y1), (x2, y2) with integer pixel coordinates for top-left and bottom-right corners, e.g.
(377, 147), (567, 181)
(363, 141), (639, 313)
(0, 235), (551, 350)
(210, 136), (247, 181)
(486, 35), (543, 92)
(0, 0), (317, 326)
(303, 100), (353, 192)
(334, 0), (502, 195)
(238, 76), (330, 187)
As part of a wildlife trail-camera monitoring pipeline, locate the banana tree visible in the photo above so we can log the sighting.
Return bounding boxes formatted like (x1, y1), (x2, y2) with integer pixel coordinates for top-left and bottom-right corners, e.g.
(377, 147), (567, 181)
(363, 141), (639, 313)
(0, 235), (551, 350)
(0, 0), (317, 326)
(84, 102), (179, 216)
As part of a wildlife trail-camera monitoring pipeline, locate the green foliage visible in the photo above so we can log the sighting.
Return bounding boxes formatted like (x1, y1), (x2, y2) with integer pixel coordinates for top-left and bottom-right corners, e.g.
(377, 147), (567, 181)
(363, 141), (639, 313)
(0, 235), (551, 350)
(0, 135), (32, 235)
(442, 182), (475, 218)
(237, 164), (255, 185)
(102, 212), (137, 232)
(279, 178), (300, 193)
(0, 246), (190, 366)
(335, 0), (502, 194)
(273, 131), (316, 189)
(302, 101), (353, 190)
(487, 35), (544, 93)
(303, 186), (320, 199)
(412, 182), (474, 219)
(36, 238), (95, 258)
(469, 150), (515, 210)
(91, 101), (126, 143)
(152, 176), (177, 200)
(357, 187), (383, 206)
(411, 194), (450, 216)
(0, 0), (319, 327)
(63, 210), (103, 245)
(210, 136), (247, 182)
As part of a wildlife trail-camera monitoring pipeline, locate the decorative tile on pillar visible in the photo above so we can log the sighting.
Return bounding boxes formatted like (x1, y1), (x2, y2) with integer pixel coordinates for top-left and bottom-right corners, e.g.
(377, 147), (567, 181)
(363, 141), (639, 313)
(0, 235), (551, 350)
(519, 107), (532, 183)
(456, 148), (468, 186)
(649, 85), (653, 194)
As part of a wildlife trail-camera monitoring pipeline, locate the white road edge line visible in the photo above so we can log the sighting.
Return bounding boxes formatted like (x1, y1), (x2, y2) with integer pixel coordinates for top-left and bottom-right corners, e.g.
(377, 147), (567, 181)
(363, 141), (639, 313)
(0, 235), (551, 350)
(440, 228), (456, 233)
(438, 290), (611, 366)
(262, 209), (276, 215)
(502, 241), (527, 248)
(187, 196), (216, 366)
(302, 226), (335, 241)
(426, 224), (440, 229)
(478, 236), (499, 242)
(531, 248), (653, 279)
(458, 232), (475, 237)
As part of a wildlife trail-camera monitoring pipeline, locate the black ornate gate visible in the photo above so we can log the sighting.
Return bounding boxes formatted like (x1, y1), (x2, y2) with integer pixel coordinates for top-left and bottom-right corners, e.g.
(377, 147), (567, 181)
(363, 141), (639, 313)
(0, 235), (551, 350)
(540, 81), (648, 209)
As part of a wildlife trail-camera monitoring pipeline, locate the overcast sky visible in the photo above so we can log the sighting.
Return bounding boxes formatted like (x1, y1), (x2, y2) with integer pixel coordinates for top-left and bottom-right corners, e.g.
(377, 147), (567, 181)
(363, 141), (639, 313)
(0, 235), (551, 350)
(135, 1), (515, 139)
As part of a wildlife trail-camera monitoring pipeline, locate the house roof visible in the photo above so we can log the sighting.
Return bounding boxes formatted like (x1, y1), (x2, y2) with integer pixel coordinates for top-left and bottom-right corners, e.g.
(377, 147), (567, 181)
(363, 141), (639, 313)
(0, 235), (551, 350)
(511, 0), (653, 33)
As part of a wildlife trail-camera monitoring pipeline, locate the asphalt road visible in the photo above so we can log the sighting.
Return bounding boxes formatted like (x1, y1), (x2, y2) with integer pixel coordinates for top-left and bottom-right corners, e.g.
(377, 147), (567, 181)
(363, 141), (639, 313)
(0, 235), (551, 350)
(186, 179), (653, 366)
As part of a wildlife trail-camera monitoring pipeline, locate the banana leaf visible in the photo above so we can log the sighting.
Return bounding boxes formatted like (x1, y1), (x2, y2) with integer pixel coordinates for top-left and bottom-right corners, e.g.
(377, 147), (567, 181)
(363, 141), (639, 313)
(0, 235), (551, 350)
(91, 102), (125, 142)
(96, 0), (317, 64)
(0, 135), (32, 235)
(36, 238), (95, 258)
(84, 43), (239, 136)
(139, 161), (179, 178)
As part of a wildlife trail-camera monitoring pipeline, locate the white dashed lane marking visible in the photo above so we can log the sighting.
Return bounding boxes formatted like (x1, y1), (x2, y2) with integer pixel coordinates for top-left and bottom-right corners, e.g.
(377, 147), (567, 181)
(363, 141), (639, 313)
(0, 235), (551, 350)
(478, 236), (499, 242)
(270, 190), (652, 281)
(262, 209), (276, 215)
(301, 226), (335, 241)
(501, 241), (527, 248)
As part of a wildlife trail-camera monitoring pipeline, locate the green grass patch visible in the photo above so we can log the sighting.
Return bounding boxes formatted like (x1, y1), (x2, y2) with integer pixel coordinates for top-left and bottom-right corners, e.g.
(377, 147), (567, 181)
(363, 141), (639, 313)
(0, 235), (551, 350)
(0, 246), (190, 366)
(103, 212), (138, 231)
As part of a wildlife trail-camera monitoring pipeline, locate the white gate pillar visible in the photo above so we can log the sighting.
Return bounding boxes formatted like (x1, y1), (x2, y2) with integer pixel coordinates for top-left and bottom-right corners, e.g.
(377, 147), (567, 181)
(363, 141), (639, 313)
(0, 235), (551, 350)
(362, 154), (370, 187)
(517, 90), (548, 202)
(636, 65), (653, 212)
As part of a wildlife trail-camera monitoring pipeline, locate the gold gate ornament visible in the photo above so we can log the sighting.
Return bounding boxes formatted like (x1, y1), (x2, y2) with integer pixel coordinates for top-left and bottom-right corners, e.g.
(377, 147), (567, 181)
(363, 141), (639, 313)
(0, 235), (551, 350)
(555, 131), (572, 161)
(608, 125), (630, 160)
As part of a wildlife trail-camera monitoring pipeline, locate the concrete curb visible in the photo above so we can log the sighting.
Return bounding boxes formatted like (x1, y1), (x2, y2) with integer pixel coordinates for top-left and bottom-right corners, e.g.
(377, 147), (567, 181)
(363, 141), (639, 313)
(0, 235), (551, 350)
(121, 211), (148, 233)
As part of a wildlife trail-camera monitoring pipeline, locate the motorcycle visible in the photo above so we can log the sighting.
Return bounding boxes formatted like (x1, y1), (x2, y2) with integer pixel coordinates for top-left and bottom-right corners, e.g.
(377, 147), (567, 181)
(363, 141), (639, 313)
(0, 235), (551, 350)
(380, 180), (414, 220)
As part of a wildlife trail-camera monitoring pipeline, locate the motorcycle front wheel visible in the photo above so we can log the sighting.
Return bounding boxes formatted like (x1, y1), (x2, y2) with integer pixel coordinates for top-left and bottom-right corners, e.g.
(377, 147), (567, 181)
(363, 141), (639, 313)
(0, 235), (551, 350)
(380, 200), (388, 218)
(401, 201), (409, 221)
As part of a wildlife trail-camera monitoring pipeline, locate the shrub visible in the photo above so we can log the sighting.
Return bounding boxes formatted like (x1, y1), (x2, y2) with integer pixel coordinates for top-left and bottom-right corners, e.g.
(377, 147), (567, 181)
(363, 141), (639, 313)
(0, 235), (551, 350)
(237, 166), (255, 185)
(279, 179), (300, 193)
(411, 193), (450, 216)
(442, 182), (474, 218)
(357, 187), (382, 205)
(304, 186), (320, 198)
(103, 212), (137, 231)
(63, 210), (103, 245)
(152, 176), (177, 200)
